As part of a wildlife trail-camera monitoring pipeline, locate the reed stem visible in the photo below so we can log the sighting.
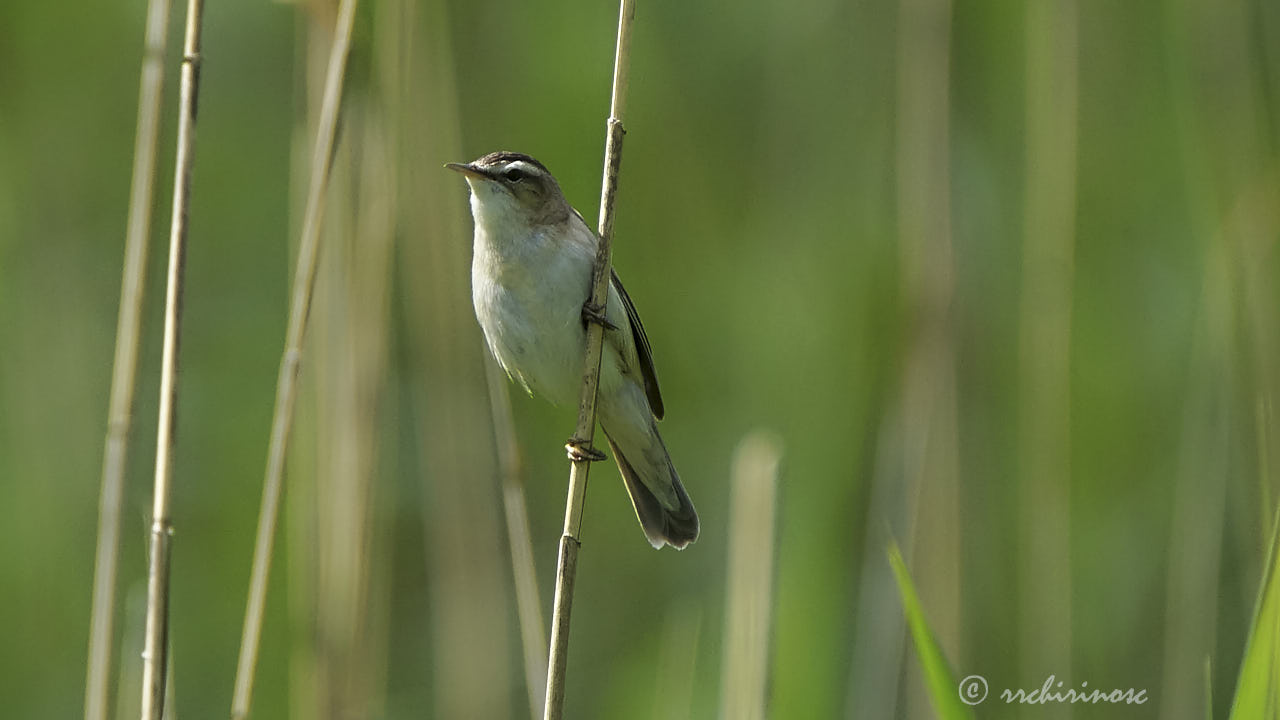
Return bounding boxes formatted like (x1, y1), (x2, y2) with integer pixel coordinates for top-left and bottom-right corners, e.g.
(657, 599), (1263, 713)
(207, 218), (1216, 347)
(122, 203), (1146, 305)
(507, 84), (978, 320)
(542, 2), (636, 718)
(486, 355), (549, 720)
(85, 0), (172, 718)
(140, 0), (205, 717)
(719, 433), (782, 720)
(230, 0), (359, 716)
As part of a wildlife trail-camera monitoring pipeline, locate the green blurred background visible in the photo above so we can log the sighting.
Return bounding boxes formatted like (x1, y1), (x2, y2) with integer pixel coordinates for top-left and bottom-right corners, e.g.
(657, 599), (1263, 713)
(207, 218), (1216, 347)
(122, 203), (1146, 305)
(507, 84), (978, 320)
(2, 0), (1278, 718)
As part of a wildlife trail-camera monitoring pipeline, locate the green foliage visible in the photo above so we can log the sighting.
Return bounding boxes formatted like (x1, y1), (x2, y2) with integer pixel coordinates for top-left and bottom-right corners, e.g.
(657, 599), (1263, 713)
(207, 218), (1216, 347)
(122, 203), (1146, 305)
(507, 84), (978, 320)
(1229, 507), (1280, 720)
(888, 542), (975, 720)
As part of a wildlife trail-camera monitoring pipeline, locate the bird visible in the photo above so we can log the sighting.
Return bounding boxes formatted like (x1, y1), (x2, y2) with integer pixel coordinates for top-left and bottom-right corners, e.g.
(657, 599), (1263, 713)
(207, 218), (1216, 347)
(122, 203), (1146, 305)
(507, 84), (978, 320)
(446, 151), (698, 549)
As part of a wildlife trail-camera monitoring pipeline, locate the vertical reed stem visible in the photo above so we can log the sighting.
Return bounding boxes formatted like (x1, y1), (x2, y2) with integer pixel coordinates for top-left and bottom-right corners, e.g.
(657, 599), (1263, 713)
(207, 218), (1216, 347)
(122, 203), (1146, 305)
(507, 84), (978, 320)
(1017, 0), (1077, 697)
(140, 0), (205, 717)
(486, 355), (549, 720)
(85, 1), (172, 718)
(230, 0), (359, 716)
(543, 2), (636, 718)
(893, 0), (960, 715)
(720, 433), (782, 720)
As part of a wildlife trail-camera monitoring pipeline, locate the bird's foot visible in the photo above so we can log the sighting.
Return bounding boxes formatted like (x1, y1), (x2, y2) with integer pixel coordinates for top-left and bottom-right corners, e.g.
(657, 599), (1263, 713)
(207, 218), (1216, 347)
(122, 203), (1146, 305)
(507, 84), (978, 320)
(565, 437), (607, 463)
(581, 301), (618, 331)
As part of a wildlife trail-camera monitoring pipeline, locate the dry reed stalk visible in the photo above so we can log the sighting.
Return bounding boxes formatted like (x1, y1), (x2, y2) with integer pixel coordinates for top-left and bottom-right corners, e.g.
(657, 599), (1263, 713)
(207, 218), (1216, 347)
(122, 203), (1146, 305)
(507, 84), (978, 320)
(1017, 0), (1077, 695)
(892, 0), (961, 716)
(485, 354), (549, 720)
(230, 0), (359, 716)
(845, 413), (908, 718)
(1155, 6), (1224, 712)
(390, 0), (511, 714)
(1259, 400), (1275, 540)
(719, 433), (782, 720)
(1162, 179), (1277, 714)
(303, 108), (393, 719)
(1159, 229), (1233, 717)
(543, 2), (636, 718)
(330, 7), (405, 715)
(139, 0), (205, 717)
(1235, 177), (1279, 543)
(115, 586), (147, 720)
(1159, 3), (1274, 711)
(85, 1), (172, 718)
(341, 113), (397, 718)
(285, 9), (341, 718)
(282, 11), (332, 720)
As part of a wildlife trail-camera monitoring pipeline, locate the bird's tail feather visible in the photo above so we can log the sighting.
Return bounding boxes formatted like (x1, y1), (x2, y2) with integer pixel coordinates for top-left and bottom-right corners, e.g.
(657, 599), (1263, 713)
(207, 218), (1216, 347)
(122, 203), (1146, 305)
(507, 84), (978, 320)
(605, 434), (699, 550)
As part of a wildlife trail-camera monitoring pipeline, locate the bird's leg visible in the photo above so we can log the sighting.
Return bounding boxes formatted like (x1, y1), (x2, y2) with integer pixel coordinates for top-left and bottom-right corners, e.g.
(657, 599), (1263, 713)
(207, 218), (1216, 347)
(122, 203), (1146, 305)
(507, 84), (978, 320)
(581, 300), (618, 331)
(565, 437), (607, 463)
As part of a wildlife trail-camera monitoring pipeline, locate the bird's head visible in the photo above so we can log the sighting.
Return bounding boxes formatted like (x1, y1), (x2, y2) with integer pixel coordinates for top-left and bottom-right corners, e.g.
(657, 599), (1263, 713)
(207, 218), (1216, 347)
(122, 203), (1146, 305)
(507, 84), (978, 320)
(446, 151), (571, 229)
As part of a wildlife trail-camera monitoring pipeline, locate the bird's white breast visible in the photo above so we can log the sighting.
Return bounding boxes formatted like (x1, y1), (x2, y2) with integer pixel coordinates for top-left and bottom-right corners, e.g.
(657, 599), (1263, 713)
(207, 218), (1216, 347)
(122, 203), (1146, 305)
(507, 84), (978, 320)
(470, 217), (596, 408)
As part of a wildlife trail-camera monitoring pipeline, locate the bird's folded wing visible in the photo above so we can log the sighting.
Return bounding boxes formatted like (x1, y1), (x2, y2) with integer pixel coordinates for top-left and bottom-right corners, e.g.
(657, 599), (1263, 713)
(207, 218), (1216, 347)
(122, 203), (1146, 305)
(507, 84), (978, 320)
(610, 268), (665, 420)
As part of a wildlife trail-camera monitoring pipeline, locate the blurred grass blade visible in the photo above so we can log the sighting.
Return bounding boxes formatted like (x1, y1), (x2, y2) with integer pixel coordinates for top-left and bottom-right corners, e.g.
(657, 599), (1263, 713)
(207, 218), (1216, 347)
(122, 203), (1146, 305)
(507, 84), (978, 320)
(486, 353), (548, 720)
(846, 415), (908, 719)
(894, 2), (962, 715)
(230, 0), (359, 715)
(1260, 401), (1275, 547)
(1018, 0), (1076, 685)
(719, 432), (781, 720)
(391, 0), (513, 715)
(1205, 656), (1213, 720)
(1227, 505), (1280, 720)
(888, 542), (975, 720)
(655, 607), (701, 720)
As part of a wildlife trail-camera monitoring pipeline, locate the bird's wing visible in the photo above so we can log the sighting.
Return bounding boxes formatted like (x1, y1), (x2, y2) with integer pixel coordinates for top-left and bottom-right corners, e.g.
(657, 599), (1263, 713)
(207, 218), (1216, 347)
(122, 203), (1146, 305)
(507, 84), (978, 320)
(610, 268), (665, 420)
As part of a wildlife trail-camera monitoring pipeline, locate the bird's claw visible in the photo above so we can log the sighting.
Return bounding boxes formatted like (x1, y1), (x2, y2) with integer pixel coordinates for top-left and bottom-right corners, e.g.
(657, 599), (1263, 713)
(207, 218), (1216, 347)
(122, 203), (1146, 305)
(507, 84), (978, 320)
(581, 301), (618, 331)
(565, 437), (607, 463)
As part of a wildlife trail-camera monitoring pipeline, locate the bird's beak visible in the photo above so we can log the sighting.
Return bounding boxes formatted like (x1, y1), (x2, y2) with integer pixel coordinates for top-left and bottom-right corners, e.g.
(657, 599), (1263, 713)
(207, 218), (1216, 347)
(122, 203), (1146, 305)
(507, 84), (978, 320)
(445, 162), (489, 180)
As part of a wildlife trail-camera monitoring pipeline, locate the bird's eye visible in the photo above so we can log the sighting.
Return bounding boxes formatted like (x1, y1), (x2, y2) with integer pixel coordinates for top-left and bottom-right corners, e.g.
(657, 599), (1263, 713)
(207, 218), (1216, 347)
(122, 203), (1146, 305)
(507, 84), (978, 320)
(503, 167), (525, 182)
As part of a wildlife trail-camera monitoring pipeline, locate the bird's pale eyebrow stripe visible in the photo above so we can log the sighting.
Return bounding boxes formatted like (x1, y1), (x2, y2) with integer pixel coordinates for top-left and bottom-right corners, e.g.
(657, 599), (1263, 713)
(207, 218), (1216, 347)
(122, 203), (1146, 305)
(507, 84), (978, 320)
(506, 161), (539, 176)
(476, 151), (550, 174)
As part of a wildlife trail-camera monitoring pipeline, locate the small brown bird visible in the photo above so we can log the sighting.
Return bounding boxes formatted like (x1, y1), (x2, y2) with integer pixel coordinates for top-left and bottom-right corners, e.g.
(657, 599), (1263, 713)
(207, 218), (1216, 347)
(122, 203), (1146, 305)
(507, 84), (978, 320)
(447, 151), (698, 549)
